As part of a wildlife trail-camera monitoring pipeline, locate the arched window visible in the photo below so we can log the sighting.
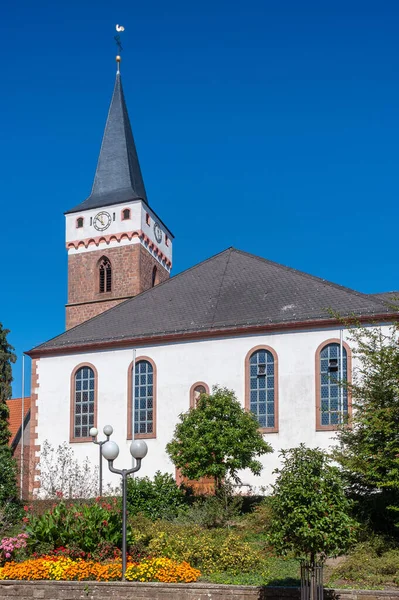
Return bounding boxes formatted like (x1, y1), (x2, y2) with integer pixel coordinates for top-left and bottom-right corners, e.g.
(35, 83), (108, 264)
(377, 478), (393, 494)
(245, 346), (278, 432)
(152, 266), (157, 287)
(99, 257), (112, 293)
(190, 382), (210, 408)
(122, 208), (131, 220)
(70, 364), (97, 442)
(316, 340), (352, 430)
(127, 357), (156, 439)
(76, 217), (84, 228)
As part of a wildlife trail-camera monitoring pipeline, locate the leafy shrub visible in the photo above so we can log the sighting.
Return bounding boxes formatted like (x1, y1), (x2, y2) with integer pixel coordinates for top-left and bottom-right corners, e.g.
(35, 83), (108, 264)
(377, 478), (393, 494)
(236, 500), (273, 535)
(25, 498), (122, 553)
(0, 534), (28, 565)
(140, 521), (262, 574)
(176, 483), (243, 528)
(0, 447), (21, 522)
(330, 541), (399, 587)
(126, 471), (190, 520)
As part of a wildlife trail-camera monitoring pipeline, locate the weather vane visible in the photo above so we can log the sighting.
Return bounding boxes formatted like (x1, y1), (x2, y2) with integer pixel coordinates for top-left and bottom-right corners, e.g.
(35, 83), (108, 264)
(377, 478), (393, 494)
(114, 24), (125, 73)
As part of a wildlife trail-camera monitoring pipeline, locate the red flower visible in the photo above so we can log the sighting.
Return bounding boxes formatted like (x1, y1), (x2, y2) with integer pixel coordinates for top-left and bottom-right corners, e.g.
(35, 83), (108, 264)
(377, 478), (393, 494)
(23, 505), (29, 512)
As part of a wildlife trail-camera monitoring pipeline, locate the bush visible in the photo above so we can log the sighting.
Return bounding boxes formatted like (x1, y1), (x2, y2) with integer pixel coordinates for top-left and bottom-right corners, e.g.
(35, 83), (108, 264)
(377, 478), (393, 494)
(25, 498), (122, 553)
(126, 471), (190, 521)
(176, 488), (243, 528)
(137, 521), (262, 574)
(0, 447), (21, 522)
(330, 540), (399, 587)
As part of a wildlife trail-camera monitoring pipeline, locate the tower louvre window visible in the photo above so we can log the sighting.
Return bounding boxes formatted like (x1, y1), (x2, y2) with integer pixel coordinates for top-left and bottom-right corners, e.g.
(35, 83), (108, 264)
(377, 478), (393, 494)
(76, 217), (84, 228)
(122, 208), (131, 220)
(99, 257), (112, 293)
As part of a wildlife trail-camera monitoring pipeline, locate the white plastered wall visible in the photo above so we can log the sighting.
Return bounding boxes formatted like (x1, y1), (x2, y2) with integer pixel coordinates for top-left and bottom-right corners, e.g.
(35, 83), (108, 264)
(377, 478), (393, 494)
(34, 325), (387, 494)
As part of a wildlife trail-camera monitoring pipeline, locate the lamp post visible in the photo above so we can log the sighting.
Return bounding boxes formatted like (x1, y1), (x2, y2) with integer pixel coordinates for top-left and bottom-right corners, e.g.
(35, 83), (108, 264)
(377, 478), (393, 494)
(90, 425), (113, 496)
(102, 434), (148, 581)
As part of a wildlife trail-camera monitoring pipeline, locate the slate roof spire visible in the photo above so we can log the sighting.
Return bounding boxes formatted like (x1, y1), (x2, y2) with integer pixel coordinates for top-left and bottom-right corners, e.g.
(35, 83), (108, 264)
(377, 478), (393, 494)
(66, 70), (148, 213)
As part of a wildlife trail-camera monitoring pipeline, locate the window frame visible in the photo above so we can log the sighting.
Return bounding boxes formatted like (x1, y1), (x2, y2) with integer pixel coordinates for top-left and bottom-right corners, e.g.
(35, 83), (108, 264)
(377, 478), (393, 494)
(70, 363), (98, 443)
(127, 356), (157, 440)
(121, 208), (131, 221)
(98, 256), (112, 294)
(189, 381), (210, 408)
(245, 345), (279, 433)
(76, 217), (84, 228)
(315, 338), (352, 431)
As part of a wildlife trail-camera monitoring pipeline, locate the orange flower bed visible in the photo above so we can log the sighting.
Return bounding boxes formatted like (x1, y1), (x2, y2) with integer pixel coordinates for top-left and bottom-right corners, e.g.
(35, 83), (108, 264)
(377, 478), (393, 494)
(0, 556), (201, 583)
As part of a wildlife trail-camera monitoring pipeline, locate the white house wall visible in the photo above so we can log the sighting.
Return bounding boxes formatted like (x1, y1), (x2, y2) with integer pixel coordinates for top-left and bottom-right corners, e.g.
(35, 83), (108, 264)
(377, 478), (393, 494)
(34, 325), (376, 493)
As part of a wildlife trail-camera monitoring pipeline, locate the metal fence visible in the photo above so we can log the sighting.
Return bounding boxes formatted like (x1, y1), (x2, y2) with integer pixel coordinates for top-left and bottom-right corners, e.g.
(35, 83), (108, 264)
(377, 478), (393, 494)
(300, 561), (324, 600)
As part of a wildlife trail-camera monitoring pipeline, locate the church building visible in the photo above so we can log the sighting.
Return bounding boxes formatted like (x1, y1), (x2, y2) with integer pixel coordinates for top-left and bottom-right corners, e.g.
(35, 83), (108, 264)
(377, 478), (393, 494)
(27, 60), (398, 496)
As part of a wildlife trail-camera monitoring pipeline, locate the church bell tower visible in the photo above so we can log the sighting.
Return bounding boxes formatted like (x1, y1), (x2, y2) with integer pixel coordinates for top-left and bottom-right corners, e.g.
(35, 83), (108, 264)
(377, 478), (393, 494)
(65, 57), (173, 330)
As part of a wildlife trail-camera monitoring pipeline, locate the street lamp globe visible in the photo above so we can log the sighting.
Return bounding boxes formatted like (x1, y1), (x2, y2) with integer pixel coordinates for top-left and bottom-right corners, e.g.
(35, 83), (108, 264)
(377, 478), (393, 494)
(103, 424), (114, 437)
(130, 440), (148, 459)
(102, 440), (119, 461)
(90, 427), (98, 438)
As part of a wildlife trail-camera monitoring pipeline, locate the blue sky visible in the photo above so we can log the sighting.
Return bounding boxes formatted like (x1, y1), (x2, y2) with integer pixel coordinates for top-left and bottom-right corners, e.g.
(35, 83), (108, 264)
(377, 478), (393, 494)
(1, 0), (399, 397)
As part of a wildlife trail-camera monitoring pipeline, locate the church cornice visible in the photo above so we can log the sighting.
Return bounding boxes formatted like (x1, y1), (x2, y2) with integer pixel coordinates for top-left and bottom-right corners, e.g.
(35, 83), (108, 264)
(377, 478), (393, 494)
(26, 312), (398, 359)
(66, 230), (172, 268)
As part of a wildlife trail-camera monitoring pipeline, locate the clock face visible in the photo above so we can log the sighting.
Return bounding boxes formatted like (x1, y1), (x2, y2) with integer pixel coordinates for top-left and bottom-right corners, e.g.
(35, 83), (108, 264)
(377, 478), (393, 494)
(93, 211), (111, 232)
(154, 222), (162, 244)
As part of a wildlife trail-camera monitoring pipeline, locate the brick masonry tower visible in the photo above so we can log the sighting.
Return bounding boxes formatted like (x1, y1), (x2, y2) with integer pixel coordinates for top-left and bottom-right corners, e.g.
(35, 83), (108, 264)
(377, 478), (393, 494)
(65, 62), (173, 330)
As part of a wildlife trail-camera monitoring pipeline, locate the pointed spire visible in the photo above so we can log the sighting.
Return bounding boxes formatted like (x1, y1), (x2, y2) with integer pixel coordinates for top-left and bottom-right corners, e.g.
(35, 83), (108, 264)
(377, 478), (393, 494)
(67, 72), (148, 213)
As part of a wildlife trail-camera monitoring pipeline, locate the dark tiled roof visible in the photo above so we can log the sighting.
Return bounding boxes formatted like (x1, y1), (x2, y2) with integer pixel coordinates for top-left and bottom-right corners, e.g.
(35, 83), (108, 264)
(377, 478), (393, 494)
(369, 292), (399, 305)
(66, 73), (148, 214)
(30, 248), (397, 354)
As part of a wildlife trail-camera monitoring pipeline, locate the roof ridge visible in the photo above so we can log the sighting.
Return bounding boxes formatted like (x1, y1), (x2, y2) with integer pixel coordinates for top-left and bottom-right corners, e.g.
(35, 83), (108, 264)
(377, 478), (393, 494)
(28, 248), (234, 351)
(230, 248), (392, 311)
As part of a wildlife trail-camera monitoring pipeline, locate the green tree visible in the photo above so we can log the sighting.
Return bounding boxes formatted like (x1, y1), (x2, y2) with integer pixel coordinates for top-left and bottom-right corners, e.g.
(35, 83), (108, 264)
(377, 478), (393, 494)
(0, 323), (19, 518)
(268, 444), (357, 563)
(0, 322), (16, 445)
(166, 386), (272, 491)
(333, 323), (399, 533)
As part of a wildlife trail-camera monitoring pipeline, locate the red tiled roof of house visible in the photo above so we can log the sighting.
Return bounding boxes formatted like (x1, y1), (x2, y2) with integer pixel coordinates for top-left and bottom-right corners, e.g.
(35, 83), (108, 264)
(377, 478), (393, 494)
(6, 397), (31, 445)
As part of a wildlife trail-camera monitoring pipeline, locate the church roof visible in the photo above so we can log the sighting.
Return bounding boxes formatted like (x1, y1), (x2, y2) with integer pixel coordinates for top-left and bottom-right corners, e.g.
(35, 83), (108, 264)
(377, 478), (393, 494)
(29, 248), (398, 355)
(66, 73), (148, 214)
(368, 291), (399, 305)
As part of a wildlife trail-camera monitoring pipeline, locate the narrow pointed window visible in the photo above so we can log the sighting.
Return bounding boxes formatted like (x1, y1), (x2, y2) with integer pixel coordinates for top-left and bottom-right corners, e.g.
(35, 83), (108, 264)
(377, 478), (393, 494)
(152, 266), (157, 287)
(99, 257), (112, 293)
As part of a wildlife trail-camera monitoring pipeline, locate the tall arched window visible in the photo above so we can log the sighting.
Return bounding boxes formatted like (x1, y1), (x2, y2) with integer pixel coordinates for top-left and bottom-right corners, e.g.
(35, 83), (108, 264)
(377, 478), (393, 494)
(70, 364), (97, 442)
(316, 340), (352, 430)
(99, 257), (112, 293)
(127, 357), (156, 439)
(151, 266), (157, 287)
(245, 346), (278, 432)
(190, 382), (210, 408)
